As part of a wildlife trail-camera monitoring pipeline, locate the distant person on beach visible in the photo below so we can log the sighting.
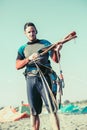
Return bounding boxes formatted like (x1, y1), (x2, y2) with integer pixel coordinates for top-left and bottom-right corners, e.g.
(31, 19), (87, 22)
(16, 22), (62, 130)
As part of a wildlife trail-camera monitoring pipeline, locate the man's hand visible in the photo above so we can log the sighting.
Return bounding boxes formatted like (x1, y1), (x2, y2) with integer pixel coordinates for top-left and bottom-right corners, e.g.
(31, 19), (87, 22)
(28, 53), (38, 61)
(54, 43), (63, 52)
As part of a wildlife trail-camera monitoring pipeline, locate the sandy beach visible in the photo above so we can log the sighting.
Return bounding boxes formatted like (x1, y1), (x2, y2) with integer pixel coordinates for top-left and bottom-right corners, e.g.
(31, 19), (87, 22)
(0, 108), (87, 130)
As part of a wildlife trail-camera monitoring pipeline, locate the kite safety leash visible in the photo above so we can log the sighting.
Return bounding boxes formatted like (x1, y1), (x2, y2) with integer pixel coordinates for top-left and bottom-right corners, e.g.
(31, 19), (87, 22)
(56, 50), (65, 109)
(56, 32), (77, 109)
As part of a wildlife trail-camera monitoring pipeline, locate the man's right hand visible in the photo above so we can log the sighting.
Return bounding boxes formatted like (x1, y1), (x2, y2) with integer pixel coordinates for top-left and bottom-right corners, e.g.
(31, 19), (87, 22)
(28, 53), (38, 61)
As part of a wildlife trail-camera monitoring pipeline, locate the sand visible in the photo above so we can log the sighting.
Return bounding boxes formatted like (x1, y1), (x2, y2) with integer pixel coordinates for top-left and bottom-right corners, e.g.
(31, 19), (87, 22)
(0, 111), (87, 130)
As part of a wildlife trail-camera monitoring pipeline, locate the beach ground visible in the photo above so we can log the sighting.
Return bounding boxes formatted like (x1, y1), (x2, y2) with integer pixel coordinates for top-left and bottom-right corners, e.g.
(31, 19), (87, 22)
(0, 112), (87, 130)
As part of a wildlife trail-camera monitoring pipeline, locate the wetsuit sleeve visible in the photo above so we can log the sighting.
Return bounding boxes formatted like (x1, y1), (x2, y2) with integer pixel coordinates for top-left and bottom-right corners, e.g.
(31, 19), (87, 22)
(16, 45), (29, 70)
(16, 52), (24, 60)
(16, 45), (26, 60)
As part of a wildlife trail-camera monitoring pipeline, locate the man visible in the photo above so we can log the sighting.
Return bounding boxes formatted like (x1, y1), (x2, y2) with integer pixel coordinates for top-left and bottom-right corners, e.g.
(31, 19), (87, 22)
(16, 22), (62, 130)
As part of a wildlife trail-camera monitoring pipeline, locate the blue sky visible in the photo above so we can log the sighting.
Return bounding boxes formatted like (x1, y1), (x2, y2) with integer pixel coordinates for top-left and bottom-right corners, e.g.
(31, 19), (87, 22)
(0, 0), (87, 106)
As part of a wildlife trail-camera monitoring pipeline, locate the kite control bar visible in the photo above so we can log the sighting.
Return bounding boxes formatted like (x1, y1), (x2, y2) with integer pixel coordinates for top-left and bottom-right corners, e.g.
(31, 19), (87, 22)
(40, 31), (77, 56)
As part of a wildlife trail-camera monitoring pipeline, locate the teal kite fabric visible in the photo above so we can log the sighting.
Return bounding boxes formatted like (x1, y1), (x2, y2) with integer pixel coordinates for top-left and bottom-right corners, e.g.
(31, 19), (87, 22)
(59, 104), (87, 114)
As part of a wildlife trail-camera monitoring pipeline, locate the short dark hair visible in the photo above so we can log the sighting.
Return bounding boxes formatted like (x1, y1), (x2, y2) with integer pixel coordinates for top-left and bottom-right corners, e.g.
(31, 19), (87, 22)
(24, 22), (38, 34)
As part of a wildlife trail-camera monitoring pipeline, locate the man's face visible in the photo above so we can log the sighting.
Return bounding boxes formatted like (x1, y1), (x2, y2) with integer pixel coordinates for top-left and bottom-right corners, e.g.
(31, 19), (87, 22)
(24, 26), (37, 41)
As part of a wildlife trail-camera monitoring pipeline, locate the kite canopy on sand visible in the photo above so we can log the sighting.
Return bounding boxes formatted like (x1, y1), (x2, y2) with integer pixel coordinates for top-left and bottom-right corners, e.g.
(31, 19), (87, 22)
(0, 106), (30, 122)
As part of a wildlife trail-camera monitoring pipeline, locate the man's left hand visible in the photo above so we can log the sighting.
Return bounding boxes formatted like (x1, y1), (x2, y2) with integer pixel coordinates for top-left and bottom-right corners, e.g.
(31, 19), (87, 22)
(54, 43), (63, 52)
